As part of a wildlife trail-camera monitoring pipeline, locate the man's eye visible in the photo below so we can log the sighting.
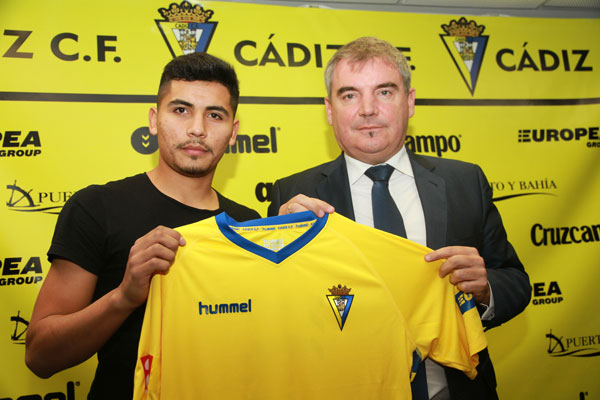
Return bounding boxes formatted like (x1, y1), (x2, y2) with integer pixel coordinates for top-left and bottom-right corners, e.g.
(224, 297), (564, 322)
(174, 107), (187, 114)
(343, 93), (355, 100)
(208, 112), (222, 119)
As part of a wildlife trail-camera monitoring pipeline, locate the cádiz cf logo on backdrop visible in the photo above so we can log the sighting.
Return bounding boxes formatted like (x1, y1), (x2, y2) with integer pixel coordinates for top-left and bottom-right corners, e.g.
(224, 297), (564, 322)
(440, 17), (489, 95)
(155, 1), (218, 58)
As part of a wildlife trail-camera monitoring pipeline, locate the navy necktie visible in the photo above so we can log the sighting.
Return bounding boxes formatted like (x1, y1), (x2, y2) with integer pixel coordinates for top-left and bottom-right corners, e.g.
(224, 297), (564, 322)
(365, 164), (429, 400)
(364, 164), (407, 238)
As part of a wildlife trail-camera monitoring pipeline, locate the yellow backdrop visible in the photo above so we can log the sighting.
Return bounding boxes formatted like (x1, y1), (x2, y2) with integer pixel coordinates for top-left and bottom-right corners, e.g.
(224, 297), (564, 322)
(1, 1), (599, 398)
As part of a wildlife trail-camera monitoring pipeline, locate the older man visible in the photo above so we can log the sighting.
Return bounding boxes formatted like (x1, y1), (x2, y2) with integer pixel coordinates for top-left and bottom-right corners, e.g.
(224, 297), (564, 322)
(268, 36), (530, 400)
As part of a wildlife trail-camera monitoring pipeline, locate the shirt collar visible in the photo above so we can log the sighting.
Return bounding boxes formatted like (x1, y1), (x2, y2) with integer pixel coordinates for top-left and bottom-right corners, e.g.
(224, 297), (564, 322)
(344, 146), (414, 185)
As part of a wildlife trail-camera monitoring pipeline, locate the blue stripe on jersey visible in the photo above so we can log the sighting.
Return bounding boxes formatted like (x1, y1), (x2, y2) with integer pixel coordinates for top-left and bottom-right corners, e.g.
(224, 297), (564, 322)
(215, 211), (328, 264)
(455, 291), (477, 314)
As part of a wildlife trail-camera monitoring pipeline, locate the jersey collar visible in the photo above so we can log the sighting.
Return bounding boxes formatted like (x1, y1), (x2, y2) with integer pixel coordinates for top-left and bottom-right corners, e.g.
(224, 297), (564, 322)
(215, 211), (328, 264)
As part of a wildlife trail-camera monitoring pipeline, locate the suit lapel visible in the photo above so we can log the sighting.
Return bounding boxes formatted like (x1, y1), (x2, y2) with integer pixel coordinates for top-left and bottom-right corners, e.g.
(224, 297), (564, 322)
(315, 154), (356, 220)
(409, 151), (447, 249)
(313, 151), (447, 248)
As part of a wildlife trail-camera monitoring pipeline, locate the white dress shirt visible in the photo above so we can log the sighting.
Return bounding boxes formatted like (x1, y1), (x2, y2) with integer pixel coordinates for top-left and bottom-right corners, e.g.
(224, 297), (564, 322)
(345, 147), (426, 246)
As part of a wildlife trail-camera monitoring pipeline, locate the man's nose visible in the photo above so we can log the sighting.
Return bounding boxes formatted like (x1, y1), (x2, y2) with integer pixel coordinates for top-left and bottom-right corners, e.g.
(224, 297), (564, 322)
(187, 114), (206, 137)
(358, 94), (377, 117)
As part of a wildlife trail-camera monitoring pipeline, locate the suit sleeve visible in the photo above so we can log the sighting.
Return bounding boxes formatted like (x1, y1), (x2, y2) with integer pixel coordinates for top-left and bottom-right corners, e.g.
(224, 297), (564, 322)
(267, 180), (284, 217)
(475, 166), (531, 329)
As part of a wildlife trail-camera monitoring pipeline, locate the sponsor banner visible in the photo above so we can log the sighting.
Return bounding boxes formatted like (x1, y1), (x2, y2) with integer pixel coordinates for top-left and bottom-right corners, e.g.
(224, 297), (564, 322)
(531, 281), (564, 306)
(1, 1), (599, 98)
(1, 1), (599, 399)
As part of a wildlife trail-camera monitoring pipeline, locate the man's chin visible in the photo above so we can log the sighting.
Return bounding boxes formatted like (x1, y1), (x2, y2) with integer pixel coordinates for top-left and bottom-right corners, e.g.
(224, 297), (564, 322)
(350, 146), (401, 165)
(177, 165), (213, 178)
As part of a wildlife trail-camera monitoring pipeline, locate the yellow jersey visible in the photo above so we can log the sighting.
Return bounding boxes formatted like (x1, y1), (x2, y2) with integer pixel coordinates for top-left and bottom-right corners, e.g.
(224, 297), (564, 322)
(133, 211), (486, 400)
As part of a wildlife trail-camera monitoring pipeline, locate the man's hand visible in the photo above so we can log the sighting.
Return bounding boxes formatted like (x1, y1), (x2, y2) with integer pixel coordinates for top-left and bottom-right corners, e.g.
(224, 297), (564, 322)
(425, 246), (490, 305)
(278, 194), (335, 217)
(116, 226), (186, 311)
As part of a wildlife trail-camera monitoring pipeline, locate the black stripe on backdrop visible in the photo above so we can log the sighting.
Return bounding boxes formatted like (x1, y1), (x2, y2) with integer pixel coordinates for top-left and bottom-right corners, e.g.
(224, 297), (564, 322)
(1, 92), (600, 106)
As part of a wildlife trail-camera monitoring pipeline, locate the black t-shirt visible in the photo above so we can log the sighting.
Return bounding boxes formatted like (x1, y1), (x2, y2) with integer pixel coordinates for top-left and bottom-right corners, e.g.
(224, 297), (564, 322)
(48, 173), (260, 400)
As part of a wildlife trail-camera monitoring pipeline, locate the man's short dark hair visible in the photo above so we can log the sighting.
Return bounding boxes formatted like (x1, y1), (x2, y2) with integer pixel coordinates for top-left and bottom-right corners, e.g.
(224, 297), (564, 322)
(157, 52), (240, 114)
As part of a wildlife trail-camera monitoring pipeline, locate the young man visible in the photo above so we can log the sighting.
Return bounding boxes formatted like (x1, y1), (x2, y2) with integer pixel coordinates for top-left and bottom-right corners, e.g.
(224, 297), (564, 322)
(268, 37), (531, 400)
(25, 52), (259, 399)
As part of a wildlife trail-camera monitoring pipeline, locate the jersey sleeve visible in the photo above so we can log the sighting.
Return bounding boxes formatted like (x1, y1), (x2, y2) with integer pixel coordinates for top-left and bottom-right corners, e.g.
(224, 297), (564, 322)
(437, 287), (488, 378)
(376, 236), (487, 379)
(133, 274), (164, 400)
(330, 214), (487, 379)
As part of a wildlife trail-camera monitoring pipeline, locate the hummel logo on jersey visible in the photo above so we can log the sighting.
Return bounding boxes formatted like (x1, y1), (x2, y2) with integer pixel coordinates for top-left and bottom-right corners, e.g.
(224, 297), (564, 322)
(198, 299), (252, 315)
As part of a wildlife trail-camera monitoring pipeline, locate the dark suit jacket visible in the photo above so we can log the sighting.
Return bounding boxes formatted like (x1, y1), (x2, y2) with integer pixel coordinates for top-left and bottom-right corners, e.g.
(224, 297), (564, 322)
(268, 151), (531, 400)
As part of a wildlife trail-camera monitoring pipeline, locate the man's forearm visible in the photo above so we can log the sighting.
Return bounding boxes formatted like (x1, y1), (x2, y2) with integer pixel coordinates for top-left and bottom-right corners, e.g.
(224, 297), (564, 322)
(25, 288), (137, 378)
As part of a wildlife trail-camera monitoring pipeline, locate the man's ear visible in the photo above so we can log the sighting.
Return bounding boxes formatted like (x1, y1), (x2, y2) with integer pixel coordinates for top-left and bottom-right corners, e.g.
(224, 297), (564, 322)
(325, 97), (333, 126)
(229, 119), (239, 146)
(148, 107), (158, 135)
(407, 88), (416, 119)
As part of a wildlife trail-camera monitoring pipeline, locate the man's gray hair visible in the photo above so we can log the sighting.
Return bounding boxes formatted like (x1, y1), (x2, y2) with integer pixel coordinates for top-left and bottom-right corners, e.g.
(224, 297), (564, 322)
(324, 36), (412, 97)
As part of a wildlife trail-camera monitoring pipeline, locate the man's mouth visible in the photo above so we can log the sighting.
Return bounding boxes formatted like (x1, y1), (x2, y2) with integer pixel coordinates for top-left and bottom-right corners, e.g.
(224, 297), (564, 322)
(356, 124), (384, 131)
(179, 143), (211, 155)
(357, 126), (383, 137)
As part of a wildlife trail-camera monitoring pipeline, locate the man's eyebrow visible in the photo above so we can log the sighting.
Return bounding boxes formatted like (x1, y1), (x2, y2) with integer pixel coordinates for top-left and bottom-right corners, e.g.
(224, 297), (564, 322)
(206, 105), (230, 117)
(336, 86), (357, 96)
(166, 100), (230, 117)
(167, 98), (193, 108)
(336, 82), (399, 96)
(376, 82), (399, 90)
